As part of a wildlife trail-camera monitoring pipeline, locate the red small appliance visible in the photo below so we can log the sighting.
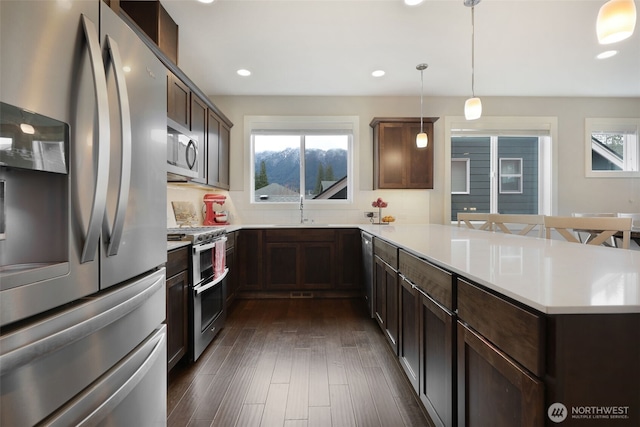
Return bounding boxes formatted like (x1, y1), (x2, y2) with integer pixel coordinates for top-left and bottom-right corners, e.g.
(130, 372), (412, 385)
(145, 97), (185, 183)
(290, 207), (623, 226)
(203, 193), (229, 226)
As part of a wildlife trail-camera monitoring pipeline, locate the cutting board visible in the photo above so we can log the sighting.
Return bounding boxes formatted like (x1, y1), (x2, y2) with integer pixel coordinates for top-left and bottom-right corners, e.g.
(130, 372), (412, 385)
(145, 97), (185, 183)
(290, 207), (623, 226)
(171, 201), (198, 226)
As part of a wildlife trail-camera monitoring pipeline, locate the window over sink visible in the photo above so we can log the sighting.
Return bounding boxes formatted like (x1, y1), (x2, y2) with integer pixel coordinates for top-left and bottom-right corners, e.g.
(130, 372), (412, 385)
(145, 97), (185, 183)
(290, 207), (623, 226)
(246, 116), (356, 204)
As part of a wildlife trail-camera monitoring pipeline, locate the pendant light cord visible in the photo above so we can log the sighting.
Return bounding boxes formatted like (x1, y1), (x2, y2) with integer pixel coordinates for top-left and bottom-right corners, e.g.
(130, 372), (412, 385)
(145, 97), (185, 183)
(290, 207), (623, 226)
(471, 5), (476, 98)
(420, 69), (424, 133)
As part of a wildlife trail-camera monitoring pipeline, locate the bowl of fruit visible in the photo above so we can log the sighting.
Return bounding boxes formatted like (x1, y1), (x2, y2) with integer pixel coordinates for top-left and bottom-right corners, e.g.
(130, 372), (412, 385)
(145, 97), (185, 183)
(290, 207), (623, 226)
(381, 215), (396, 224)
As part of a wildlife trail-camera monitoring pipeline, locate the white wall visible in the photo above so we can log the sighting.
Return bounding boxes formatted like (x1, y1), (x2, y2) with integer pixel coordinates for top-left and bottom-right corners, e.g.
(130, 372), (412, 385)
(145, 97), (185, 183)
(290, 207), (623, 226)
(197, 95), (639, 225)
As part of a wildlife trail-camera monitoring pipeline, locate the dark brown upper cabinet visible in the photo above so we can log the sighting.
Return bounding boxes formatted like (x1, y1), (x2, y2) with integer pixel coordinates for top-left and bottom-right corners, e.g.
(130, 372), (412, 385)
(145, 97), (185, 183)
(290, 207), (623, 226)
(119, 0), (178, 64)
(371, 117), (439, 189)
(207, 110), (231, 190)
(167, 72), (190, 128)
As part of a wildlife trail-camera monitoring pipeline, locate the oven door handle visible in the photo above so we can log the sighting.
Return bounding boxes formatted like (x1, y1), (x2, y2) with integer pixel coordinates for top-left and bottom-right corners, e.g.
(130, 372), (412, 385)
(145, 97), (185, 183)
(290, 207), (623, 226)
(192, 236), (227, 254)
(193, 268), (229, 295)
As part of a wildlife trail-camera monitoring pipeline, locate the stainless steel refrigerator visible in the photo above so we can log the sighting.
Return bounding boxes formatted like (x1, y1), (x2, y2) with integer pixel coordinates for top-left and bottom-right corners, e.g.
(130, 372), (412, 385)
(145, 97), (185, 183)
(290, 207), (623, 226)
(0, 1), (168, 425)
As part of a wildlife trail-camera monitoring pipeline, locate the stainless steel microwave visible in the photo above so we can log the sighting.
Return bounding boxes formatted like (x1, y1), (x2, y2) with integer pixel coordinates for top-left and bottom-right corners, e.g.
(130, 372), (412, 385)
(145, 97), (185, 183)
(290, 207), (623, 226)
(167, 118), (200, 180)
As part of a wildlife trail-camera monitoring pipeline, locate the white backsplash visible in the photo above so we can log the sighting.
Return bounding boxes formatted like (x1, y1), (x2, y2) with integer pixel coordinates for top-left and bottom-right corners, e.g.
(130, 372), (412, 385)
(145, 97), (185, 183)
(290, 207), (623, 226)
(167, 184), (234, 227)
(168, 184), (431, 226)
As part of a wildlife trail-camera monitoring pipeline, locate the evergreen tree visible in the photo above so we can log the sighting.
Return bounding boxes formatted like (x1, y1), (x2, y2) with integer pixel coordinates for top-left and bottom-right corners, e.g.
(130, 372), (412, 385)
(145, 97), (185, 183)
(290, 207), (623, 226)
(255, 160), (269, 190)
(314, 163), (325, 194)
(325, 164), (335, 181)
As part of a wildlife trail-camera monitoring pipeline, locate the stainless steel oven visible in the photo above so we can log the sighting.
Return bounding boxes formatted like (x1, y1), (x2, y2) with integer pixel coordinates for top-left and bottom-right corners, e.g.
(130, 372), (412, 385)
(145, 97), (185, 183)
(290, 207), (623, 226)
(191, 236), (227, 361)
(168, 227), (228, 362)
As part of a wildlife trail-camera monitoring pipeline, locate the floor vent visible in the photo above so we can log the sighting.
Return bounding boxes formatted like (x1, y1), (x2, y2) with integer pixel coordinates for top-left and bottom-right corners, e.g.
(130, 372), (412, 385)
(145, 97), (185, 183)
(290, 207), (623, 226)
(290, 291), (313, 299)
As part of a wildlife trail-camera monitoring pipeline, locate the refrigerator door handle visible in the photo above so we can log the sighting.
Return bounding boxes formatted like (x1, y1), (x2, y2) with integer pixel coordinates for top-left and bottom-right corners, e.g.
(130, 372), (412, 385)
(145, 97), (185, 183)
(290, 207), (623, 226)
(103, 35), (132, 257)
(42, 327), (166, 427)
(0, 273), (164, 375)
(80, 14), (110, 264)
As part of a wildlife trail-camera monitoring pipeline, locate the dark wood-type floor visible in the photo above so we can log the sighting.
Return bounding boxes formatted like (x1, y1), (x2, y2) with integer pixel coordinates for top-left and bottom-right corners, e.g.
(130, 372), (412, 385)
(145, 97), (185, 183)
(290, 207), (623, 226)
(167, 298), (433, 427)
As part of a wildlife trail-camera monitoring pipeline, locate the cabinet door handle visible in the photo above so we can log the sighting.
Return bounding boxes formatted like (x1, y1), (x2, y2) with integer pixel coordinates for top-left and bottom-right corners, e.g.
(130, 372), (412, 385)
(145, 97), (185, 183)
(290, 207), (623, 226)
(400, 273), (439, 304)
(413, 284), (430, 300)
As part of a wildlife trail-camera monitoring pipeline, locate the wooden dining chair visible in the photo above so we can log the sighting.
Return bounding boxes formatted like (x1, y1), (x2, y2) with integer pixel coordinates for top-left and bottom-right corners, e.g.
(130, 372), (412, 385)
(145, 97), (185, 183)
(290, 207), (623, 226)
(616, 213), (640, 247)
(457, 212), (491, 230)
(488, 214), (545, 237)
(544, 216), (632, 249)
(571, 212), (617, 244)
(617, 213), (640, 228)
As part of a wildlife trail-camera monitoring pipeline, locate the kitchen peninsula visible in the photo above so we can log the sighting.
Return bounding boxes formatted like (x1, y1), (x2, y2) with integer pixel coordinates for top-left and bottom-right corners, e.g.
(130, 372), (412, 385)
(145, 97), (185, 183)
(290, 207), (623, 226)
(358, 223), (640, 315)
(358, 223), (640, 427)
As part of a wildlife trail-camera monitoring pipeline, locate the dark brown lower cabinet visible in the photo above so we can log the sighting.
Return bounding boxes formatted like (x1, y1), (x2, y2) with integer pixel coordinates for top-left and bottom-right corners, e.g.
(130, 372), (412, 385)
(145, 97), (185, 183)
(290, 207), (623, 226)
(225, 231), (236, 308)
(301, 243), (334, 289)
(265, 242), (334, 290)
(457, 321), (544, 427)
(420, 291), (455, 427)
(265, 243), (298, 289)
(545, 313), (640, 427)
(374, 256), (386, 327)
(236, 228), (364, 294)
(374, 255), (398, 355)
(397, 249), (456, 426)
(336, 229), (362, 289)
(237, 229), (263, 291)
(264, 229), (336, 291)
(166, 271), (188, 371)
(166, 246), (190, 372)
(398, 275), (419, 392)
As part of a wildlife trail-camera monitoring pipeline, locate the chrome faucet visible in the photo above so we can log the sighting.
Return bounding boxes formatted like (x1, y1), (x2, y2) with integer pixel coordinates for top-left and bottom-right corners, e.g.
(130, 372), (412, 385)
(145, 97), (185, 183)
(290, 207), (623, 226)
(300, 195), (304, 223)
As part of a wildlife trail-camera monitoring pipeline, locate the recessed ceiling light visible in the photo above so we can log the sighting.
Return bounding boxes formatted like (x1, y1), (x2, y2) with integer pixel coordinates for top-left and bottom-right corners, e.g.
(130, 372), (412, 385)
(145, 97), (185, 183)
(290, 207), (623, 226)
(372, 70), (385, 77)
(237, 69), (251, 77)
(404, 0), (424, 5)
(197, 0), (215, 4)
(596, 50), (618, 59)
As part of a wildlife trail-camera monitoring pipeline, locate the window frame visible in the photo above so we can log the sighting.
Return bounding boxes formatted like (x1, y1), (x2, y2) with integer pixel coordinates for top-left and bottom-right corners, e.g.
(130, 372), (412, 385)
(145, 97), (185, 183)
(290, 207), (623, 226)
(499, 157), (523, 194)
(585, 118), (640, 178)
(444, 116), (557, 224)
(451, 158), (471, 194)
(246, 116), (357, 205)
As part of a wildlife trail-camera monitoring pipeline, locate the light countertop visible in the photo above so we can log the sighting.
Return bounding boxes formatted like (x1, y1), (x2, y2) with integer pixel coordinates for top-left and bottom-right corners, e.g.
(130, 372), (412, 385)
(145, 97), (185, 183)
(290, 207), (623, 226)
(360, 224), (640, 315)
(167, 240), (191, 251)
(167, 223), (640, 314)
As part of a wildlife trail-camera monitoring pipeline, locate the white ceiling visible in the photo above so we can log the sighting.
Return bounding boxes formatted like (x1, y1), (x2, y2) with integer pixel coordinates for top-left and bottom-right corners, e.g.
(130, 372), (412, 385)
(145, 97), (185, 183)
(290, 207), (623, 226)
(160, 0), (640, 98)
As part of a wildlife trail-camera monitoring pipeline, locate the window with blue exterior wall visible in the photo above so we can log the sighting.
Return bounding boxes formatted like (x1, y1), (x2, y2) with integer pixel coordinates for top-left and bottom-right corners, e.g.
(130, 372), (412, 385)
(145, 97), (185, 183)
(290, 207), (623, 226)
(451, 136), (540, 221)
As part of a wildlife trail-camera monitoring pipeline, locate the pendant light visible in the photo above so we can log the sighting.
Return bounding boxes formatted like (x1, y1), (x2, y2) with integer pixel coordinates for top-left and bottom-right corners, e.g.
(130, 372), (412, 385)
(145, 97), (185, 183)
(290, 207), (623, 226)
(596, 0), (637, 44)
(464, 0), (482, 121)
(416, 63), (429, 148)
